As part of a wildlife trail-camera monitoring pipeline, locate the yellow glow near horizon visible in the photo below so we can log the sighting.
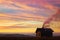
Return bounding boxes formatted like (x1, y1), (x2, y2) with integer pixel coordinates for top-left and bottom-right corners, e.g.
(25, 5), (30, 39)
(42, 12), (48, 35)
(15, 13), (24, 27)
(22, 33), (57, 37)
(0, 20), (60, 33)
(0, 28), (60, 34)
(0, 28), (36, 34)
(0, 20), (44, 34)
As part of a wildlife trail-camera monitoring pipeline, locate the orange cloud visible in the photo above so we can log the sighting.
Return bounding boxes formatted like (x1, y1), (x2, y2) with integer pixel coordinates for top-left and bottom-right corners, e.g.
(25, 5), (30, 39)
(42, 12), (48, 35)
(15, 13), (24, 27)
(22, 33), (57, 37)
(0, 13), (44, 28)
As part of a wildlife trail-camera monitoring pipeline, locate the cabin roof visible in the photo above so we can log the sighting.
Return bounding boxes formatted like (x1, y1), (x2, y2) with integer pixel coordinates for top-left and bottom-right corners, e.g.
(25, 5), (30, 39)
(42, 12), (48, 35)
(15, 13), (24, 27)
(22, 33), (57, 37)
(36, 28), (54, 33)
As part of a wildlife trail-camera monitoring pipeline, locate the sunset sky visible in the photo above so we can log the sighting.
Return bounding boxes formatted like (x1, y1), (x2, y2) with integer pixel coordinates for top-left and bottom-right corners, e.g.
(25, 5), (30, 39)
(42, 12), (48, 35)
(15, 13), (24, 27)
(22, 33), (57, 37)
(0, 0), (60, 34)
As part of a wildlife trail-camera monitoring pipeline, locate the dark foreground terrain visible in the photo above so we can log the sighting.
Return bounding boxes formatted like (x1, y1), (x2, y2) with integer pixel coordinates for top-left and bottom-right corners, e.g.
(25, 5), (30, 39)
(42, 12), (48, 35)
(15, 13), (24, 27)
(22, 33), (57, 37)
(0, 34), (60, 40)
(0, 36), (60, 40)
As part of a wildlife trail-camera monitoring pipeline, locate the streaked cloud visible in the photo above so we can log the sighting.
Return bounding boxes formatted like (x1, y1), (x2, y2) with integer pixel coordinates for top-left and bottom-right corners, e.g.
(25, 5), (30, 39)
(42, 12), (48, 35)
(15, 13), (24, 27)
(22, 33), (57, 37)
(0, 13), (46, 21)
(47, 0), (60, 8)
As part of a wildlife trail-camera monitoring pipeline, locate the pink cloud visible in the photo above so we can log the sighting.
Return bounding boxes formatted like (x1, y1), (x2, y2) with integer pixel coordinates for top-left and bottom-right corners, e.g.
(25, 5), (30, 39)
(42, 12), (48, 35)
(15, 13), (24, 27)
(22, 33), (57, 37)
(0, 13), (46, 21)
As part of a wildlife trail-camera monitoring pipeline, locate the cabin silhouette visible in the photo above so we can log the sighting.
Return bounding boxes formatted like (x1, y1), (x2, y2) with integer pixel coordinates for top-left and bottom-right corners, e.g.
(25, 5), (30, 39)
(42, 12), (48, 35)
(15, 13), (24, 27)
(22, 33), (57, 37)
(36, 28), (54, 37)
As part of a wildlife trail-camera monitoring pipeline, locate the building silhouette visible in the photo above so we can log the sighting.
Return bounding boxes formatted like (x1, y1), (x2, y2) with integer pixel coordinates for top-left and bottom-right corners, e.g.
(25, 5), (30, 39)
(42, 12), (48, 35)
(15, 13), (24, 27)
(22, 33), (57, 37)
(36, 28), (54, 37)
